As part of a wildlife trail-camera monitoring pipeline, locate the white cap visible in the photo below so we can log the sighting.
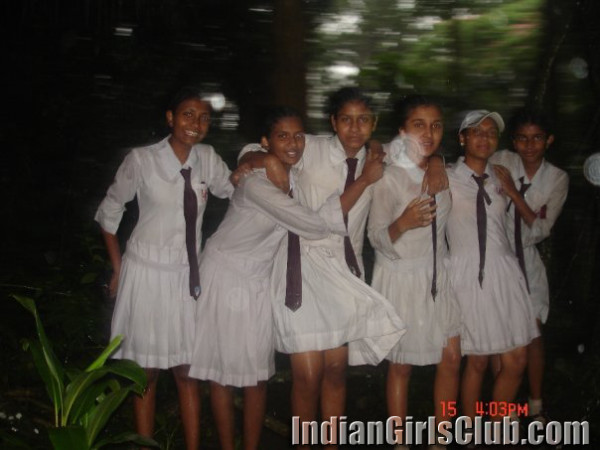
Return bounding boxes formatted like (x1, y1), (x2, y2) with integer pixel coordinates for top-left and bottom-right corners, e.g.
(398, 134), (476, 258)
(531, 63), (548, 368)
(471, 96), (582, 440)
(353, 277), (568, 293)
(459, 110), (505, 134)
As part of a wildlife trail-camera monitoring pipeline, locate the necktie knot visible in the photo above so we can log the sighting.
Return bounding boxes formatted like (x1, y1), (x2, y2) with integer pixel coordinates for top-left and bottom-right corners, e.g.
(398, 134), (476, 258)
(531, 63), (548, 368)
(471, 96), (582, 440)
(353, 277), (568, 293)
(346, 157), (358, 171)
(518, 176), (531, 195)
(472, 173), (491, 206)
(181, 167), (191, 180)
(472, 173), (488, 186)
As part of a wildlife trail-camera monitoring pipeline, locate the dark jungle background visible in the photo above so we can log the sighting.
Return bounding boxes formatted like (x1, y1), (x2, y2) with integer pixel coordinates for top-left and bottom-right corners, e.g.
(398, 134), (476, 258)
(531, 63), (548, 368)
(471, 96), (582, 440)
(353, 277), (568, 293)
(1, 0), (599, 448)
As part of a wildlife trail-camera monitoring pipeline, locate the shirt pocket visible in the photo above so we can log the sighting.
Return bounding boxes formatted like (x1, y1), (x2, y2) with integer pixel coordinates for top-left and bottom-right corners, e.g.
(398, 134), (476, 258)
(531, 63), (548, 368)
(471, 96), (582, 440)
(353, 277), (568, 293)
(192, 181), (209, 206)
(524, 189), (545, 213)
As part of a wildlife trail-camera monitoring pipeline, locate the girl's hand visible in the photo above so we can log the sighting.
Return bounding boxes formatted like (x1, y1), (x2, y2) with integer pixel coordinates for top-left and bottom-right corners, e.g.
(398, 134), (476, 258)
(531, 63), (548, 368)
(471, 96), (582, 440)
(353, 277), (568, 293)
(230, 162), (252, 186)
(493, 164), (518, 198)
(264, 154), (290, 192)
(360, 147), (385, 185)
(422, 156), (448, 195)
(394, 196), (437, 233)
(367, 139), (385, 159)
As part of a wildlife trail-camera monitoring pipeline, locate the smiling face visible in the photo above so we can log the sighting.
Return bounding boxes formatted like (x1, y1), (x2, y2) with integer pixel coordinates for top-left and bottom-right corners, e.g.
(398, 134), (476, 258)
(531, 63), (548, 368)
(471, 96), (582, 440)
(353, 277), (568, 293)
(513, 123), (554, 167)
(166, 98), (211, 154)
(460, 117), (500, 165)
(261, 116), (305, 170)
(400, 105), (443, 166)
(331, 100), (377, 157)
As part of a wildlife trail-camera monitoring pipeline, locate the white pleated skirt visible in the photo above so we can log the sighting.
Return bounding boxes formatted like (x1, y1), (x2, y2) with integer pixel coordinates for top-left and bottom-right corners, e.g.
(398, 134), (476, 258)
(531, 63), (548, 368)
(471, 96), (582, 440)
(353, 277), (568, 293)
(450, 250), (540, 355)
(372, 255), (461, 365)
(110, 239), (197, 369)
(189, 246), (275, 387)
(270, 238), (407, 366)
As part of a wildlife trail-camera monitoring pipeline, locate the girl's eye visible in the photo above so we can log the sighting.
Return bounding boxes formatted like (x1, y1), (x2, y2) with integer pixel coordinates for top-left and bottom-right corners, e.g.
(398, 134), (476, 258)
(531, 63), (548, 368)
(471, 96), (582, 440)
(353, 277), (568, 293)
(294, 133), (306, 140)
(183, 111), (193, 117)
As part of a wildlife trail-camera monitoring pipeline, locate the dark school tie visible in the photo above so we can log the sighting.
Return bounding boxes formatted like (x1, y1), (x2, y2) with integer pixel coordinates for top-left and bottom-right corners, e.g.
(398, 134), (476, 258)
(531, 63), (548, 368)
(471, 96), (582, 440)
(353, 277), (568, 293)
(343, 158), (362, 278)
(430, 196), (438, 300)
(472, 174), (491, 288)
(285, 190), (302, 311)
(514, 177), (532, 293)
(180, 168), (201, 300)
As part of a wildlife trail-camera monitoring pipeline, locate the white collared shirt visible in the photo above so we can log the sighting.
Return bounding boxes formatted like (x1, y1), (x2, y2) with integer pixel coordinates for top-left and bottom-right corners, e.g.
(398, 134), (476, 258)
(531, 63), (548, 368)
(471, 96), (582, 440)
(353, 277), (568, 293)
(239, 134), (373, 269)
(446, 160), (512, 258)
(490, 149), (569, 246)
(95, 136), (233, 252)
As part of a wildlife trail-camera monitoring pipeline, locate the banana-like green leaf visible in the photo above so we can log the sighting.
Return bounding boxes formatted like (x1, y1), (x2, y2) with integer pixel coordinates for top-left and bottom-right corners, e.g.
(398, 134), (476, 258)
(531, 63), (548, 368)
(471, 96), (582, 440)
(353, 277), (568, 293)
(92, 431), (160, 449)
(84, 336), (123, 372)
(26, 339), (63, 426)
(13, 295), (65, 424)
(103, 359), (147, 390)
(48, 425), (89, 450)
(27, 340), (62, 426)
(62, 368), (112, 425)
(85, 387), (134, 446)
(67, 378), (122, 425)
(65, 359), (146, 425)
(65, 367), (83, 382)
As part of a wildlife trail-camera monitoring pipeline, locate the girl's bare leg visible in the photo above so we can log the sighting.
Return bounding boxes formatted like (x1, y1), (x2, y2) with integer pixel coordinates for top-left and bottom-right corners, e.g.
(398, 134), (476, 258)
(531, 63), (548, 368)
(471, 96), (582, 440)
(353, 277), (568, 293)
(434, 336), (461, 423)
(386, 362), (412, 447)
(321, 346), (348, 450)
(492, 346), (527, 420)
(243, 382), (267, 450)
(134, 368), (160, 449)
(210, 381), (234, 450)
(173, 365), (201, 450)
(387, 363), (412, 420)
(489, 354), (501, 378)
(527, 320), (544, 410)
(290, 351), (324, 450)
(461, 355), (489, 420)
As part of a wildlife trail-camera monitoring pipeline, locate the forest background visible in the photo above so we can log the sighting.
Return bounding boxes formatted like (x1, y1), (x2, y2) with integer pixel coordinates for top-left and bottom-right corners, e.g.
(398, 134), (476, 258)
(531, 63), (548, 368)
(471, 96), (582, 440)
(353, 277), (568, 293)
(1, 0), (599, 448)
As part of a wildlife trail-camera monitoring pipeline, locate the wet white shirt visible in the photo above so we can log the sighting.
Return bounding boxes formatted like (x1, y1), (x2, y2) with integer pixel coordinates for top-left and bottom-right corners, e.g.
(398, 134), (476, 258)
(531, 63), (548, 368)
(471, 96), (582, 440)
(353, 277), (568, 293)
(95, 136), (233, 255)
(239, 134), (372, 273)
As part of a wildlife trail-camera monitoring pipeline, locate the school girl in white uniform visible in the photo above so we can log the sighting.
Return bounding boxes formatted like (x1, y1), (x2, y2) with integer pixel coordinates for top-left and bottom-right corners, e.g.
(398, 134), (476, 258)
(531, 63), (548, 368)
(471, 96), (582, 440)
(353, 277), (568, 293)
(368, 96), (461, 450)
(239, 87), (405, 450)
(490, 108), (568, 420)
(95, 87), (233, 449)
(189, 107), (355, 450)
(447, 110), (539, 423)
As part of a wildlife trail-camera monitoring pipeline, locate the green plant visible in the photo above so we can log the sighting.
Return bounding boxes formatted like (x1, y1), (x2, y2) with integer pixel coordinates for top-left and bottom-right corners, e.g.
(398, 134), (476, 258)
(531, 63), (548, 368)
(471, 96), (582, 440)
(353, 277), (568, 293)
(13, 294), (159, 449)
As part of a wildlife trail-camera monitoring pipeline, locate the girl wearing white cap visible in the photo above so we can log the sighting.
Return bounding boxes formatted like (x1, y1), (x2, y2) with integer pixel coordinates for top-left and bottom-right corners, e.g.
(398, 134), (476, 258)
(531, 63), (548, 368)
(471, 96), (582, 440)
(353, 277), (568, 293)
(368, 95), (460, 450)
(447, 110), (539, 423)
(491, 108), (568, 421)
